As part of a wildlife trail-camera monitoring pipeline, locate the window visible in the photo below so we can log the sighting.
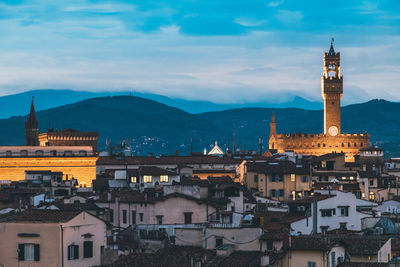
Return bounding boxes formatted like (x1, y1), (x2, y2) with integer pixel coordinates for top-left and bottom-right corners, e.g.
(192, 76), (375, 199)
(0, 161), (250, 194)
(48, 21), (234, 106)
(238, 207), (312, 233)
(132, 211), (136, 224)
(279, 189), (284, 197)
(109, 209), (114, 223)
(320, 226), (329, 234)
(270, 174), (283, 182)
(369, 180), (374, 186)
(68, 244), (79, 260)
(340, 206), (349, 216)
(215, 237), (223, 248)
(6, 150), (12, 157)
(156, 215), (163, 225)
(160, 175), (169, 183)
(369, 192), (375, 201)
(143, 175), (152, 183)
(21, 150), (28, 156)
(266, 240), (273, 251)
(130, 176), (137, 183)
(290, 174), (295, 182)
(184, 212), (193, 224)
(18, 244), (40, 261)
(331, 251), (336, 267)
(254, 174), (258, 183)
(320, 209), (335, 217)
(83, 241), (93, 258)
(301, 176), (309, 183)
(270, 189), (276, 197)
(122, 210), (127, 224)
(340, 222), (347, 230)
(307, 261), (316, 267)
(139, 213), (143, 222)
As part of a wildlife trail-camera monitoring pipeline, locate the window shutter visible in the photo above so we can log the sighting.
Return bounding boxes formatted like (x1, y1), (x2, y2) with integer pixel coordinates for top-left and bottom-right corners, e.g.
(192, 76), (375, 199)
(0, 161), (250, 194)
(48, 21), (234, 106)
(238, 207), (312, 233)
(18, 244), (25, 261)
(68, 245), (71, 260)
(84, 241), (93, 258)
(34, 244), (40, 261)
(74, 245), (79, 259)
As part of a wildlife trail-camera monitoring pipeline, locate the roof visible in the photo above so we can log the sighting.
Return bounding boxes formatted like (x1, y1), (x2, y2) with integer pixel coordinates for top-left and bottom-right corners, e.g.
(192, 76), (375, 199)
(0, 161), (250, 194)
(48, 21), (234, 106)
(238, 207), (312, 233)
(127, 166), (178, 176)
(9, 209), (81, 223)
(337, 263), (389, 267)
(246, 160), (309, 174)
(308, 152), (345, 162)
(208, 141), (224, 155)
(291, 234), (390, 255)
(97, 155), (242, 166)
(110, 246), (264, 267)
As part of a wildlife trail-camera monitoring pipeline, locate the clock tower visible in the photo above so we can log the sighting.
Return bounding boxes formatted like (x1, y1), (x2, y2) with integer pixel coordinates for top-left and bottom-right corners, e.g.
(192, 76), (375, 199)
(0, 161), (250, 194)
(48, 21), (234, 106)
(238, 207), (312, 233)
(322, 38), (343, 136)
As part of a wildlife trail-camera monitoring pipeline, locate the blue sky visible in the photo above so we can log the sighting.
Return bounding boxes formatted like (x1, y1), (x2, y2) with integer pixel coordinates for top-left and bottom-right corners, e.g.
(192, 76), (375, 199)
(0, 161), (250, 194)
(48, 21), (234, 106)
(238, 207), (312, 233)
(0, 0), (399, 104)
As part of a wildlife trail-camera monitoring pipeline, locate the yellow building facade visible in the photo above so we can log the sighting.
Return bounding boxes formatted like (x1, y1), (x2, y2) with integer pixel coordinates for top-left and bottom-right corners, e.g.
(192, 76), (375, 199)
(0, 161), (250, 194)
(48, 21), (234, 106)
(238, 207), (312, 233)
(0, 146), (97, 187)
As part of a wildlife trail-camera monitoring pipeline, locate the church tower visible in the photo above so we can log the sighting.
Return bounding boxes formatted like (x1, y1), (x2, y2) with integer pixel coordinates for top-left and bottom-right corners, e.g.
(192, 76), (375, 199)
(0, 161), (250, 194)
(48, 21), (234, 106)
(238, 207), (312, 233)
(269, 112), (277, 149)
(25, 98), (39, 146)
(322, 38), (343, 137)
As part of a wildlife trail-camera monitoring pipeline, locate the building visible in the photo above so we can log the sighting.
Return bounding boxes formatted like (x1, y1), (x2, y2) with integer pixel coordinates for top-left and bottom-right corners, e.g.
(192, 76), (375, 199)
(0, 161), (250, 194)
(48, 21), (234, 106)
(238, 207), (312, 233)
(244, 159), (312, 201)
(24, 99), (99, 153)
(0, 146), (97, 187)
(268, 40), (370, 162)
(39, 129), (99, 153)
(25, 98), (39, 146)
(0, 209), (107, 267)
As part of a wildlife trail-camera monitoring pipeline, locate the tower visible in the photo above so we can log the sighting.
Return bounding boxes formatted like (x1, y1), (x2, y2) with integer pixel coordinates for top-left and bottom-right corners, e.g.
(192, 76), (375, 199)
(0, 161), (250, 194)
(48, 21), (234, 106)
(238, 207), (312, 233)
(322, 38), (343, 137)
(25, 98), (39, 146)
(269, 112), (277, 149)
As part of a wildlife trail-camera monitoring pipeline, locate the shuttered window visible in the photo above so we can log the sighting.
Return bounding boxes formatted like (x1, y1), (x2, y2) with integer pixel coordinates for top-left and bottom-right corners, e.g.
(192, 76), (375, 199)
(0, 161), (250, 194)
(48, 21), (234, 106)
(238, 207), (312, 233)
(68, 245), (79, 260)
(83, 241), (93, 258)
(18, 244), (40, 261)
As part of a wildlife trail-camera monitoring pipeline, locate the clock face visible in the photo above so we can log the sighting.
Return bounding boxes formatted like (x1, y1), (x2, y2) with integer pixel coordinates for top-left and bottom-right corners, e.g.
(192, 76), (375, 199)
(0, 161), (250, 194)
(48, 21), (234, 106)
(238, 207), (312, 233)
(328, 126), (338, 136)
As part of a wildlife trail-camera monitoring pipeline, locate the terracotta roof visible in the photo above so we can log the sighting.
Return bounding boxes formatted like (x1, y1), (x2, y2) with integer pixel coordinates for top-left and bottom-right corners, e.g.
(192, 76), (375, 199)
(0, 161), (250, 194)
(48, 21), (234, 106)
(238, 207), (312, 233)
(246, 160), (309, 174)
(11, 209), (81, 223)
(110, 246), (264, 267)
(337, 263), (389, 267)
(97, 155), (242, 166)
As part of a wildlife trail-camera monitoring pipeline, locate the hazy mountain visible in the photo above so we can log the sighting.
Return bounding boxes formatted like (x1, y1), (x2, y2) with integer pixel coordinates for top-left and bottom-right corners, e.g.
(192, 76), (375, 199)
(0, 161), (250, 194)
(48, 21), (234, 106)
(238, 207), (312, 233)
(1, 96), (400, 157)
(0, 89), (322, 119)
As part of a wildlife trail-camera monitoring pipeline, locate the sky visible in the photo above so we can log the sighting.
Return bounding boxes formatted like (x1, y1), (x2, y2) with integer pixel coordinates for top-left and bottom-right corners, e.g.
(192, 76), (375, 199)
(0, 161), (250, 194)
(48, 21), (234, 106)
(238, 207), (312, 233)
(0, 0), (399, 104)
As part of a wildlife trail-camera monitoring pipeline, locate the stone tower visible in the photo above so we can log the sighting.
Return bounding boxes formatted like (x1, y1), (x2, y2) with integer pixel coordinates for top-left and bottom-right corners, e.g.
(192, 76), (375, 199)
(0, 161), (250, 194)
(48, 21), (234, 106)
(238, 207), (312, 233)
(269, 112), (277, 149)
(321, 38), (343, 137)
(25, 98), (39, 146)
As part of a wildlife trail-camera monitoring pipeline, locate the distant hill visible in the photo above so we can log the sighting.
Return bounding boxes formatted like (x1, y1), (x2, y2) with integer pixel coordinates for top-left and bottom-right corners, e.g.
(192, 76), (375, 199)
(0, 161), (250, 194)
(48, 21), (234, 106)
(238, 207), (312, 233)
(1, 96), (400, 157)
(0, 89), (322, 119)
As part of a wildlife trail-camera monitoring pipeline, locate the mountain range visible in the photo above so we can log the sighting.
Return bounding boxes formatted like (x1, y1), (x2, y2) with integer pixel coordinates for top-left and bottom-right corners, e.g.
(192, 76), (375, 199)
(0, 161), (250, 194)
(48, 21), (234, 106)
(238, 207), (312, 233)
(0, 89), (322, 119)
(1, 93), (399, 157)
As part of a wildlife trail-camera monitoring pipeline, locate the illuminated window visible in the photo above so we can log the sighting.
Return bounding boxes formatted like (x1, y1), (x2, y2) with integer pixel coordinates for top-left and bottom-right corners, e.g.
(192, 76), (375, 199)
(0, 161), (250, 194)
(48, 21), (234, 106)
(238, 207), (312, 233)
(160, 175), (169, 183)
(369, 192), (375, 201)
(130, 176), (137, 183)
(290, 174), (295, 182)
(144, 176), (152, 183)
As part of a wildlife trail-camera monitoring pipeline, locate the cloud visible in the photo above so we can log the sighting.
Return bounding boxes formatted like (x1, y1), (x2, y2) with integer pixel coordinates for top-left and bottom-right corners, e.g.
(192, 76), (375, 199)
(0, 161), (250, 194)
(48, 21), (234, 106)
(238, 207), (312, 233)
(0, 0), (398, 104)
(275, 10), (303, 24)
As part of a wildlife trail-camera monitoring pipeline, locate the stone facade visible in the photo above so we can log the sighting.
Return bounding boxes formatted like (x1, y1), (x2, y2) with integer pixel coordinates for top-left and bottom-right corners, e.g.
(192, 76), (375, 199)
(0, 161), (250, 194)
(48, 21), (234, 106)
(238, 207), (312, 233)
(269, 41), (370, 162)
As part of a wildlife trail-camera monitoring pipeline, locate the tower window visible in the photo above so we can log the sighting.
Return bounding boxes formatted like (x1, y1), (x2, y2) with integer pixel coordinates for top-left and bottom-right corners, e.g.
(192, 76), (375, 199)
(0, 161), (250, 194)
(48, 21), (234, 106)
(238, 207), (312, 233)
(354, 143), (357, 147)
(348, 143), (351, 147)
(341, 143), (344, 147)
(318, 143), (321, 147)
(323, 143), (326, 147)
(332, 101), (334, 105)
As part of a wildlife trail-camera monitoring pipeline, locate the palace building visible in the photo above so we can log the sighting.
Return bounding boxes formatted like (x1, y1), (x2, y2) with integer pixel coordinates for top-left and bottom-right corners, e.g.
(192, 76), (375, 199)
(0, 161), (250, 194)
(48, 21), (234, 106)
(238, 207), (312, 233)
(0, 99), (99, 187)
(24, 99), (99, 153)
(268, 40), (370, 162)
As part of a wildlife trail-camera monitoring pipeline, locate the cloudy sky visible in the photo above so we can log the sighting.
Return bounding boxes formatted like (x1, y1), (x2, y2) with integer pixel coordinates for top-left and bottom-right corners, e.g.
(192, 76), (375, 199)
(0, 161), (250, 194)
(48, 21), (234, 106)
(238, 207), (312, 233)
(0, 0), (398, 104)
